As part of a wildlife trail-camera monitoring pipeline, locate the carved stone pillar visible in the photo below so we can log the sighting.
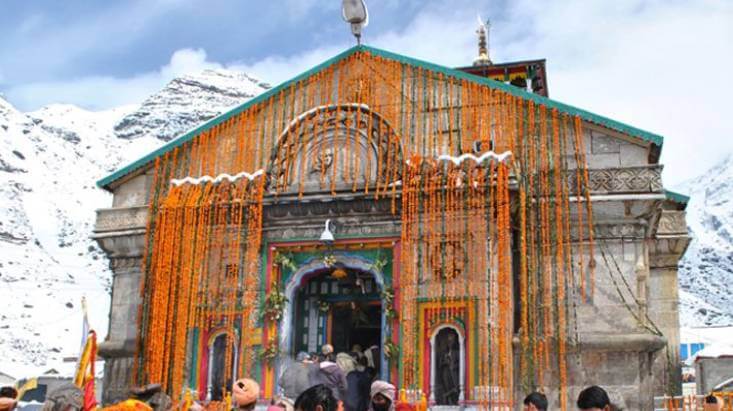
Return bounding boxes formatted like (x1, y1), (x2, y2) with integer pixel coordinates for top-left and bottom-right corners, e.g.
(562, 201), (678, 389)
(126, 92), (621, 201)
(92, 205), (148, 404)
(648, 209), (690, 396)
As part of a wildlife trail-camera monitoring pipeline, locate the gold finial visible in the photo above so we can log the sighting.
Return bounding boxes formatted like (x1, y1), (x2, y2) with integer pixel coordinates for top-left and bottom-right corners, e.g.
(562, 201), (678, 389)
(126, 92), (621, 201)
(474, 15), (492, 66)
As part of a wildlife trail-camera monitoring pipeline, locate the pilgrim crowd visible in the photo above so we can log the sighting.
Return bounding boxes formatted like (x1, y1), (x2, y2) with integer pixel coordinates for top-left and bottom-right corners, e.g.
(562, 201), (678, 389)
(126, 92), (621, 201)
(0, 344), (727, 411)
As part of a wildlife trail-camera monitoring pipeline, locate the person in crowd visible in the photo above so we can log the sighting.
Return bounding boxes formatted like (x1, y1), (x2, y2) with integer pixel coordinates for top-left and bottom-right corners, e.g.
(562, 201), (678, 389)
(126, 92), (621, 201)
(294, 384), (342, 411)
(268, 395), (295, 411)
(310, 346), (348, 401)
(703, 394), (722, 411)
(233, 378), (260, 411)
(0, 388), (16, 400)
(280, 352), (314, 400)
(523, 392), (548, 411)
(350, 345), (364, 361)
(576, 386), (611, 411)
(321, 344), (335, 362)
(336, 353), (356, 375)
(344, 356), (371, 411)
(367, 381), (395, 411)
(0, 387), (16, 411)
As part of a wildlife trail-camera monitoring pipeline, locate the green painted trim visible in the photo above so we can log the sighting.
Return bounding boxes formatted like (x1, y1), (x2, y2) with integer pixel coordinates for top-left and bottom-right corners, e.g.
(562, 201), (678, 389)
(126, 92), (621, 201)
(665, 189), (690, 204)
(98, 44), (665, 190)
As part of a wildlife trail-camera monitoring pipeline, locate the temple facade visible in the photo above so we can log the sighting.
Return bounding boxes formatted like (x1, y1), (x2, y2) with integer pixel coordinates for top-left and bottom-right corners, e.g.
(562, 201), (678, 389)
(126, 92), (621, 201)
(92, 42), (689, 410)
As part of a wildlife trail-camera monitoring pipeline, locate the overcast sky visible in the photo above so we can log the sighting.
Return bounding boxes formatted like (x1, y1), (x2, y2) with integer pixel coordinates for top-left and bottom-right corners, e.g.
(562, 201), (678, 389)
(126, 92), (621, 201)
(1, 0), (731, 186)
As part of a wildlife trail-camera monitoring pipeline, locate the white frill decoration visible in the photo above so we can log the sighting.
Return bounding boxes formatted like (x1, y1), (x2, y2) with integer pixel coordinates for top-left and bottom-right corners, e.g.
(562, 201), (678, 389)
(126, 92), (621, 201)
(437, 150), (512, 165)
(170, 169), (265, 186)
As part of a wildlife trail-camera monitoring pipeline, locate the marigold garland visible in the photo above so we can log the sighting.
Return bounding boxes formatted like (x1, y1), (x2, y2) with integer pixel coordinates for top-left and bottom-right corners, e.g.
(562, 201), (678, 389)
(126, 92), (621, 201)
(134, 49), (596, 410)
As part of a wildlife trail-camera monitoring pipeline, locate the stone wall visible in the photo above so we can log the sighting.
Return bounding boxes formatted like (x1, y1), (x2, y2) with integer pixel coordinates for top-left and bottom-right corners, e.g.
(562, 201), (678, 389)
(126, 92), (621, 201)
(695, 358), (733, 394)
(94, 120), (686, 407)
(93, 172), (151, 404)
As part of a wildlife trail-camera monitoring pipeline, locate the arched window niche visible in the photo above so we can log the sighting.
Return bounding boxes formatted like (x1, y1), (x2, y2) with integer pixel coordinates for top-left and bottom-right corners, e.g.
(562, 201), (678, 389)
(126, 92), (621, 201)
(429, 325), (465, 405)
(206, 330), (239, 401)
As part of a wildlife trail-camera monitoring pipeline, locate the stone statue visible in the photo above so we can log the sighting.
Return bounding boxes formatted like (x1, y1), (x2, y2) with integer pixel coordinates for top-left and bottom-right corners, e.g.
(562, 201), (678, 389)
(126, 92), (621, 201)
(436, 330), (460, 405)
(41, 383), (83, 411)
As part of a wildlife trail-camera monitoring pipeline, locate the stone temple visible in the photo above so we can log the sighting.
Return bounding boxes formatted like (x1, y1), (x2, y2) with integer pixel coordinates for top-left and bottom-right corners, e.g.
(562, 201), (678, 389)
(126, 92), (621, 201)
(93, 27), (689, 410)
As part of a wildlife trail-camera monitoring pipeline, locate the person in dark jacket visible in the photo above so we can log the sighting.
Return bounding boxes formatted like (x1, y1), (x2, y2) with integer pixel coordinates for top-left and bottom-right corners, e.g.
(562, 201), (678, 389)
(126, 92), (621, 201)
(280, 352), (315, 400)
(310, 346), (348, 401)
(344, 356), (371, 411)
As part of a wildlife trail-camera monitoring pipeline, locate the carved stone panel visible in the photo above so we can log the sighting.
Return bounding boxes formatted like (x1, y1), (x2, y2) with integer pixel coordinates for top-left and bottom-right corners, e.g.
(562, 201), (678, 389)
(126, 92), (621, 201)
(656, 210), (687, 236)
(567, 165), (663, 195)
(267, 105), (403, 194)
(95, 206), (148, 233)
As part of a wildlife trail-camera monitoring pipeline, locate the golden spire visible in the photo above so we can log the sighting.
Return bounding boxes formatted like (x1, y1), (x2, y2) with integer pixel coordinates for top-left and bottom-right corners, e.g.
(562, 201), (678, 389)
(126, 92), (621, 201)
(474, 15), (492, 66)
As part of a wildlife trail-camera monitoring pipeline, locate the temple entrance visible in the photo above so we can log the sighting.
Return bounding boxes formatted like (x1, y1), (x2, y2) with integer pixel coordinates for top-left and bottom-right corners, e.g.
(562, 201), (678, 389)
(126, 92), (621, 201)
(291, 267), (382, 368)
(330, 302), (381, 354)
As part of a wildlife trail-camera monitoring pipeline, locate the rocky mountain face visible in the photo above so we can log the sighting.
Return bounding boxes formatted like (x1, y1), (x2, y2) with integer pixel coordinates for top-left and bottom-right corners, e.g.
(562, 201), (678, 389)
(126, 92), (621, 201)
(113, 69), (269, 141)
(676, 154), (733, 327)
(0, 69), (268, 378)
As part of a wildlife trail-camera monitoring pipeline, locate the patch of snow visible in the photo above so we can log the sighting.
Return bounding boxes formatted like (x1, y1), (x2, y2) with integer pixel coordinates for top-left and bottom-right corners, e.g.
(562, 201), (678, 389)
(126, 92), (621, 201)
(676, 153), (733, 327)
(0, 68), (268, 379)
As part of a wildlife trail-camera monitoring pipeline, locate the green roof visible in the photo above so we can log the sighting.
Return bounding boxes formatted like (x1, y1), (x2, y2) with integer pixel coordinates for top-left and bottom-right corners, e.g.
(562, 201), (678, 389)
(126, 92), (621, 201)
(98, 44), (665, 190)
(665, 189), (690, 204)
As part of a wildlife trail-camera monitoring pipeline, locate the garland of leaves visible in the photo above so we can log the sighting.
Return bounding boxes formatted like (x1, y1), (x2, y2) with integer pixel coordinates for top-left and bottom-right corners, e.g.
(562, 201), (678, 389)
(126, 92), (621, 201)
(261, 281), (288, 322)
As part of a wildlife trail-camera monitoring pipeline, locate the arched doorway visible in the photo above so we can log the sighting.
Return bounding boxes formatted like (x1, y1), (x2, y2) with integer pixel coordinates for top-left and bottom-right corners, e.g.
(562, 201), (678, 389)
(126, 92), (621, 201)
(293, 269), (381, 357)
(279, 253), (388, 378)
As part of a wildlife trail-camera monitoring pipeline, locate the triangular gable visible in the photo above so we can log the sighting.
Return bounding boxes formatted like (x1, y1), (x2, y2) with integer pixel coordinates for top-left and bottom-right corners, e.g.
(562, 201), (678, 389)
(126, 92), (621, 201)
(98, 44), (664, 190)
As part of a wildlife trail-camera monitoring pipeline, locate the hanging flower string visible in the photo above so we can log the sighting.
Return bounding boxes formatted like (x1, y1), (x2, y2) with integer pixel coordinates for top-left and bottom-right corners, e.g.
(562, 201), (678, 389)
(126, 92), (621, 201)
(134, 49), (596, 411)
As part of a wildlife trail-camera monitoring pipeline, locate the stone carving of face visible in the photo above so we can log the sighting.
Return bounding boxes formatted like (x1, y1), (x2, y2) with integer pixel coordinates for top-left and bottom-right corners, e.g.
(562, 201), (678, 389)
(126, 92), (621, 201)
(311, 149), (334, 174)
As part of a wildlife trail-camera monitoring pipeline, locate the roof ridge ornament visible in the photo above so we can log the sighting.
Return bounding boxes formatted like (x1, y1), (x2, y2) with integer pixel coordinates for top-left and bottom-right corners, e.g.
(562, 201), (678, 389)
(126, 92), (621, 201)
(342, 0), (369, 45)
(474, 15), (492, 66)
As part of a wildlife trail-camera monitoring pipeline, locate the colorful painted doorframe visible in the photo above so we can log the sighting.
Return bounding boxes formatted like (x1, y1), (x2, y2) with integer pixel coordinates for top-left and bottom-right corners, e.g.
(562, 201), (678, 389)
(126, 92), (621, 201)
(260, 238), (400, 398)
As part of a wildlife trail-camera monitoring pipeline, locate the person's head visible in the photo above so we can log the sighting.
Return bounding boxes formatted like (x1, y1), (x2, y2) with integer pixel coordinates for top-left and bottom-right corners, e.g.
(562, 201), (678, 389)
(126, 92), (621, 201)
(0, 388), (16, 411)
(336, 353), (356, 374)
(296, 352), (311, 363)
(294, 385), (341, 411)
(577, 386), (610, 411)
(0, 388), (17, 400)
(269, 396), (295, 411)
(0, 398), (15, 411)
(233, 378), (260, 411)
(703, 394), (721, 411)
(523, 392), (548, 411)
(321, 345), (335, 362)
(370, 381), (396, 411)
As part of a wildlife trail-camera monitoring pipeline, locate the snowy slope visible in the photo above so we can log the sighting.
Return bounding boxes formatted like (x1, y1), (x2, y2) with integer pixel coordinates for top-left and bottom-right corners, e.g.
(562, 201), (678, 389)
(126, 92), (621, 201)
(676, 153), (733, 327)
(0, 70), (268, 379)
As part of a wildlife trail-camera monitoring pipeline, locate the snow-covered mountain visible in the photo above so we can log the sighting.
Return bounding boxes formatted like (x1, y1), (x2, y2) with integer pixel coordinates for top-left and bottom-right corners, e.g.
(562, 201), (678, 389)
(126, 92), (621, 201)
(114, 69), (270, 141)
(677, 154), (733, 327)
(0, 69), (268, 379)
